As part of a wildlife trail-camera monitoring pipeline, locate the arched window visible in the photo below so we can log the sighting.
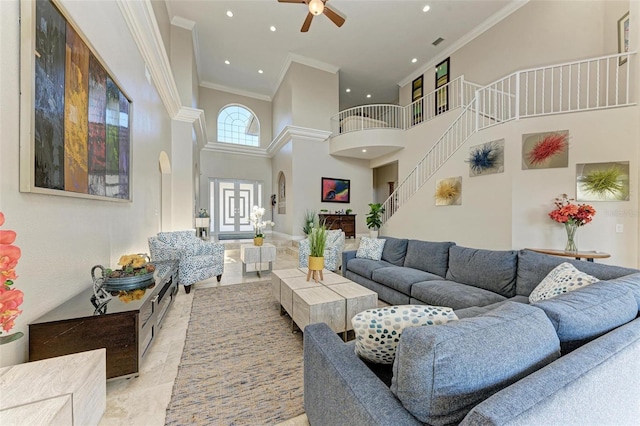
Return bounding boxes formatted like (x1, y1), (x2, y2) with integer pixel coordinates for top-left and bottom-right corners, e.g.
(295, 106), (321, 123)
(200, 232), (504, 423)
(217, 105), (260, 146)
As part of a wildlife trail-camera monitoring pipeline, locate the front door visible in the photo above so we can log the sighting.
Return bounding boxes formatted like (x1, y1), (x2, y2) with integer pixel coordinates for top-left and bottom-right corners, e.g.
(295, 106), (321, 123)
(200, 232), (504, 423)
(210, 179), (263, 239)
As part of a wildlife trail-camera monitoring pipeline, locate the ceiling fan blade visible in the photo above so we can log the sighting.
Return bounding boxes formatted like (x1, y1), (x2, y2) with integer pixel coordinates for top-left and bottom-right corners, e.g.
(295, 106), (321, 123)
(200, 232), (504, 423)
(324, 5), (346, 28)
(301, 12), (313, 32)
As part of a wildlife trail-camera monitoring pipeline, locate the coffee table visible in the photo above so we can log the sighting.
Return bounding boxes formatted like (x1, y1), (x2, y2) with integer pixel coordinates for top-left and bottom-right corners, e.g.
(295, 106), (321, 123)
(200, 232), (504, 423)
(272, 268), (377, 339)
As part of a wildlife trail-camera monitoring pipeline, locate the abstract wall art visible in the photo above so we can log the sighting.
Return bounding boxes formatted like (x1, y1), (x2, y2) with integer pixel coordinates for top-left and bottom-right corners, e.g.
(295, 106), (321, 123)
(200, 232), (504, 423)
(521, 130), (569, 170)
(435, 177), (462, 206)
(467, 139), (505, 177)
(321, 177), (350, 203)
(20, 0), (132, 201)
(576, 161), (630, 202)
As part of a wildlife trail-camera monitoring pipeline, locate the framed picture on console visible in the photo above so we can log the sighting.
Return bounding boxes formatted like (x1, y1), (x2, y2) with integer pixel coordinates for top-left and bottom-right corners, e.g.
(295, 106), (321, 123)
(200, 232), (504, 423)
(19, 0), (133, 201)
(321, 177), (350, 203)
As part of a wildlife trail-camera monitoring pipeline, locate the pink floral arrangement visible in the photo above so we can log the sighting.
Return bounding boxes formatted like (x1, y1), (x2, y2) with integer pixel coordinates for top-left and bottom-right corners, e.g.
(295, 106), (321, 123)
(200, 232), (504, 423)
(0, 212), (24, 337)
(548, 194), (596, 226)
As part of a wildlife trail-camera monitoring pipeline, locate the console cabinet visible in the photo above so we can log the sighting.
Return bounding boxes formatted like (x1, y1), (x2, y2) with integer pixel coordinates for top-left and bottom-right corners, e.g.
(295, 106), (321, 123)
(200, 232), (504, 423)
(29, 260), (178, 380)
(319, 214), (356, 238)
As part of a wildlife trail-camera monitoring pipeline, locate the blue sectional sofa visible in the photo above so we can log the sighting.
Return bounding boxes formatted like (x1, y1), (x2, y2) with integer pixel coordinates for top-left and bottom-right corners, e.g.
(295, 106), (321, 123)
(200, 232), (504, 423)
(302, 238), (640, 425)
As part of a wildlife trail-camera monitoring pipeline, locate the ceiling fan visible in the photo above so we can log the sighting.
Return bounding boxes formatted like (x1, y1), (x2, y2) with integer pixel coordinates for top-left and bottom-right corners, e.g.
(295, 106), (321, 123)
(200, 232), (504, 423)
(278, 0), (346, 32)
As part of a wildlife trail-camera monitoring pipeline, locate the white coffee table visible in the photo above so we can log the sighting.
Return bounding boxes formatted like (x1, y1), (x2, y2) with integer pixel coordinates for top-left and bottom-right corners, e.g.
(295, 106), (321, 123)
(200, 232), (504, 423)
(240, 243), (277, 277)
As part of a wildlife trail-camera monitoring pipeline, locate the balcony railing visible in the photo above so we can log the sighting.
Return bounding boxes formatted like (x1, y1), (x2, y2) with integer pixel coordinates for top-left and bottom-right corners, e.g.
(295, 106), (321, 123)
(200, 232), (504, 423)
(330, 77), (480, 136)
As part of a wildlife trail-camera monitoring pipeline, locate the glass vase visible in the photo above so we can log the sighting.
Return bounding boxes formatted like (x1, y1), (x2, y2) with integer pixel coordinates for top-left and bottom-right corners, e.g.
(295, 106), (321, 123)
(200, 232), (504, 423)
(564, 222), (578, 253)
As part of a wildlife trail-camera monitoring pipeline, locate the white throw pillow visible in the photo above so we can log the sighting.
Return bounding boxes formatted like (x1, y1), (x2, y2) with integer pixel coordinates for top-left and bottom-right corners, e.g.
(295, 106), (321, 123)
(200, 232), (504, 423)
(529, 262), (599, 303)
(352, 305), (458, 364)
(356, 237), (386, 261)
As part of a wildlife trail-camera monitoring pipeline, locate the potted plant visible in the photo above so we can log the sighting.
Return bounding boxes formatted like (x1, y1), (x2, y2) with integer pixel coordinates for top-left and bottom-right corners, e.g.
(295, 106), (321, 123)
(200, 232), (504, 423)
(249, 206), (275, 246)
(366, 203), (385, 238)
(345, 208), (353, 215)
(302, 210), (317, 236)
(306, 224), (327, 282)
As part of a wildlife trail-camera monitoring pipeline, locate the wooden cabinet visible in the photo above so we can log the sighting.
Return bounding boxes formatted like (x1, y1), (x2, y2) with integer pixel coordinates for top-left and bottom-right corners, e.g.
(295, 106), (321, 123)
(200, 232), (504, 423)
(29, 260), (178, 380)
(319, 214), (356, 238)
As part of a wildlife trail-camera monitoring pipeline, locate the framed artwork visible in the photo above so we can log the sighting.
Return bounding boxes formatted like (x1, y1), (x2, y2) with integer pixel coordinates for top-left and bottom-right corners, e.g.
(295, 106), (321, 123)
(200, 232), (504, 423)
(521, 130), (569, 170)
(467, 139), (505, 177)
(19, 0), (132, 201)
(576, 161), (629, 202)
(321, 177), (350, 203)
(618, 11), (630, 65)
(435, 176), (462, 206)
(412, 75), (423, 124)
(435, 57), (450, 115)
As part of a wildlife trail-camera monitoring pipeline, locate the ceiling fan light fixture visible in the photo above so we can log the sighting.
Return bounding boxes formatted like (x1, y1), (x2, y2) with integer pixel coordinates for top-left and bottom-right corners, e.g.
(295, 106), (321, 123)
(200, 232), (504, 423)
(308, 0), (324, 16)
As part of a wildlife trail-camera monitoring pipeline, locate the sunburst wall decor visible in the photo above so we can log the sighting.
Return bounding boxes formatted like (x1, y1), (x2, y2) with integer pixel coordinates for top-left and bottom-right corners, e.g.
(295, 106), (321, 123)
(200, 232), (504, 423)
(522, 130), (569, 170)
(467, 139), (504, 177)
(576, 161), (629, 201)
(435, 177), (462, 206)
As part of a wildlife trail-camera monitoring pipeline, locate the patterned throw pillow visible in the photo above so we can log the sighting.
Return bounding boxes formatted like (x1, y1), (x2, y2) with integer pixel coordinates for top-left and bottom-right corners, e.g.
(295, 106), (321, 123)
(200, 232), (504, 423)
(529, 262), (599, 303)
(356, 237), (386, 261)
(352, 305), (458, 364)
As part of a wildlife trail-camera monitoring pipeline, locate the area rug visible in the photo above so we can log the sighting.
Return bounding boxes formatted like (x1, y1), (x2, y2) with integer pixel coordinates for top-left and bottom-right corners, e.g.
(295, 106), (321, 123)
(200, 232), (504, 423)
(165, 282), (304, 425)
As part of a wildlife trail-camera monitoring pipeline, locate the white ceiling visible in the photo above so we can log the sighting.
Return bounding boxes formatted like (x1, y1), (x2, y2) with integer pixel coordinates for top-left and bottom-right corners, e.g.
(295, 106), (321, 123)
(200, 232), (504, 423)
(165, 0), (520, 110)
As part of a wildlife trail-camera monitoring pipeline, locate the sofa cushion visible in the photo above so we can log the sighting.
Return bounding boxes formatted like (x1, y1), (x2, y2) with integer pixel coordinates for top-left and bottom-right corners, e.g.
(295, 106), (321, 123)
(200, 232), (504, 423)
(356, 237), (386, 261)
(372, 267), (442, 296)
(347, 258), (393, 280)
(606, 273), (640, 312)
(529, 262), (599, 302)
(411, 280), (506, 310)
(353, 305), (458, 364)
(516, 250), (639, 296)
(380, 237), (409, 266)
(532, 281), (638, 352)
(391, 302), (560, 425)
(446, 246), (518, 297)
(403, 240), (454, 277)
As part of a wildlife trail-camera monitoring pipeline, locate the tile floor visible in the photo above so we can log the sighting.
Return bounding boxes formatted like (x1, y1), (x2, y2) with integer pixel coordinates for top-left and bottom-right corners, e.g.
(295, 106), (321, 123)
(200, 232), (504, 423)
(99, 240), (310, 426)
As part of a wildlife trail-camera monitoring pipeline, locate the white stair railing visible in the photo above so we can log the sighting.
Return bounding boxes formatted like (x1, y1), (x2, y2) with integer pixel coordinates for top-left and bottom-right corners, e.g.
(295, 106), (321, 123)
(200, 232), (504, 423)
(383, 51), (636, 225)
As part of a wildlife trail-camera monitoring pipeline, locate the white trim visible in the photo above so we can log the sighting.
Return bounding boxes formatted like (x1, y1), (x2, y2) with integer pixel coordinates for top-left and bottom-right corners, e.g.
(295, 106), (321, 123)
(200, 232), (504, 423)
(202, 142), (269, 158)
(273, 53), (340, 98)
(175, 107), (208, 150)
(116, 0), (181, 117)
(397, 0), (530, 88)
(200, 81), (272, 102)
(170, 15), (194, 30)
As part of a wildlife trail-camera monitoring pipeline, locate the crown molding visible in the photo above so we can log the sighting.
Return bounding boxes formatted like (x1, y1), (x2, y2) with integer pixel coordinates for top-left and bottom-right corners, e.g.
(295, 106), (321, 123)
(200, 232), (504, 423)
(116, 0), (181, 117)
(200, 81), (272, 102)
(170, 15), (194, 30)
(174, 107), (208, 150)
(273, 53), (340, 98)
(202, 142), (270, 158)
(267, 125), (332, 157)
(398, 0), (530, 88)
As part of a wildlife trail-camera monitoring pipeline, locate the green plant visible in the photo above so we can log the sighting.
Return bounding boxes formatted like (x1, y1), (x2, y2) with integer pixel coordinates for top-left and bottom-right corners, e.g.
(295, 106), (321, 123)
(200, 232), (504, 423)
(345, 209), (352, 214)
(366, 203), (385, 230)
(302, 210), (317, 235)
(582, 167), (624, 197)
(308, 225), (327, 257)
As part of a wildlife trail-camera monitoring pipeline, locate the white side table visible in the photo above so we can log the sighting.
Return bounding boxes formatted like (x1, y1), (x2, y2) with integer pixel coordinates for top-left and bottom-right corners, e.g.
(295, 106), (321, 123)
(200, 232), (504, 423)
(195, 217), (210, 239)
(240, 243), (277, 277)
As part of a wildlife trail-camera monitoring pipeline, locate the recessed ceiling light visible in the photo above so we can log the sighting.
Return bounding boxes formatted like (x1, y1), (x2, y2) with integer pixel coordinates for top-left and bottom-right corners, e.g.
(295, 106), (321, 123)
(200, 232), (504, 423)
(362, 149), (367, 153)
(366, 94), (371, 98)
(346, 88), (351, 93)
(270, 26), (276, 32)
(226, 10), (233, 18)
(411, 58), (417, 63)
(422, 5), (430, 13)
(224, 60), (230, 65)
(258, 69), (263, 74)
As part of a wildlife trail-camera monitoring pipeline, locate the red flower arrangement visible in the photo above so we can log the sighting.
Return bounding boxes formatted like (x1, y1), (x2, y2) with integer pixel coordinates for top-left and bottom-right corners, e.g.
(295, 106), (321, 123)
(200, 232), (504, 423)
(0, 212), (24, 344)
(548, 194), (596, 226)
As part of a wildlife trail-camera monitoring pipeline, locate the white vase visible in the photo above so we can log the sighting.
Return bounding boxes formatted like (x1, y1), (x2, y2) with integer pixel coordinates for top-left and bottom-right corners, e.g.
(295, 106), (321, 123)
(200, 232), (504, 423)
(369, 230), (379, 239)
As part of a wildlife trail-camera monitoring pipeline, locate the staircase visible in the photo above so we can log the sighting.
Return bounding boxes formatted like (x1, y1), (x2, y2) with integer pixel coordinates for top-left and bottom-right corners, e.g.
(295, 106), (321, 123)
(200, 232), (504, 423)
(380, 52), (636, 225)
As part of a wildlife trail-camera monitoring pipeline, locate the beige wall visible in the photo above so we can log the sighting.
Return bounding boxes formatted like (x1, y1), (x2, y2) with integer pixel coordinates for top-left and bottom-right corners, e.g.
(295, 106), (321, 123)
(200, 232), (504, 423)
(199, 87), (273, 148)
(170, 25), (195, 108)
(150, 0), (171, 63)
(373, 162), (398, 204)
(0, 0), (173, 366)
(290, 63), (339, 131)
(272, 69), (293, 137)
(271, 142), (294, 234)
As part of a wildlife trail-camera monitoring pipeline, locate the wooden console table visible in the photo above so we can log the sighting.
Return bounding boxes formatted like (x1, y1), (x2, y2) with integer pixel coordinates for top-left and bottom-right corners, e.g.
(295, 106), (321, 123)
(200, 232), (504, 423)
(319, 214), (356, 238)
(526, 248), (611, 262)
(29, 260), (178, 380)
